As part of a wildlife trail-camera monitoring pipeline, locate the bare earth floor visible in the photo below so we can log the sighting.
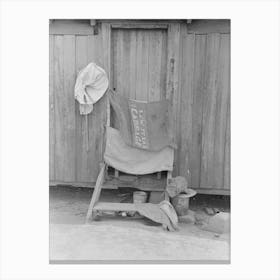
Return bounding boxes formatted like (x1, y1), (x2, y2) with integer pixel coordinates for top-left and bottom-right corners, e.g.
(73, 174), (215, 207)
(49, 186), (230, 263)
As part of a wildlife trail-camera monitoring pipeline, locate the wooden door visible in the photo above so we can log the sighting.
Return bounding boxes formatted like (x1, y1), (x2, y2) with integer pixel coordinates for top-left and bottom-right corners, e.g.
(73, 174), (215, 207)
(112, 28), (168, 101)
(106, 21), (182, 172)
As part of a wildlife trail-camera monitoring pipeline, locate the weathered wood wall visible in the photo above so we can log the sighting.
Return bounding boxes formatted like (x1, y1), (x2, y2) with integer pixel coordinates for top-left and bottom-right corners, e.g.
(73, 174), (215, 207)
(49, 19), (230, 195)
(178, 30), (230, 194)
(49, 29), (107, 183)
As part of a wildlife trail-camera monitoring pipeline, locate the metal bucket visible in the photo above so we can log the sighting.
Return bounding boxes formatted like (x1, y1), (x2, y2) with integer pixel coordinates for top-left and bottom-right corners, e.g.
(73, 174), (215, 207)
(133, 191), (147, 203)
(171, 189), (197, 216)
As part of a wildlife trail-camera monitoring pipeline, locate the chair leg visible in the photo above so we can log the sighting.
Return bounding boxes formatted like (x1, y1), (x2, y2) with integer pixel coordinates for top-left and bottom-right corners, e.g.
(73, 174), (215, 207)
(85, 163), (106, 223)
(164, 191), (170, 201)
(165, 170), (172, 201)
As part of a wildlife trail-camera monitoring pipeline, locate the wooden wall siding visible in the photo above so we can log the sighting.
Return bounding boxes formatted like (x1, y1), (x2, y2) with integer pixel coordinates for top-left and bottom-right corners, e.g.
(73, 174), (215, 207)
(179, 32), (230, 191)
(49, 20), (230, 194)
(112, 29), (167, 101)
(49, 33), (107, 182)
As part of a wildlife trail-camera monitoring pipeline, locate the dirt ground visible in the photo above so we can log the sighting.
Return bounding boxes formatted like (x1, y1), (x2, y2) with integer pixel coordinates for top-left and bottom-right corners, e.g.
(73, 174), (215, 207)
(49, 186), (230, 263)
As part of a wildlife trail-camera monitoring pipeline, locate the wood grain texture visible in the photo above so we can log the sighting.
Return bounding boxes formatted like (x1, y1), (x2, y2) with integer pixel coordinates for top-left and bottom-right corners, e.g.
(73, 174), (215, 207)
(111, 23), (168, 29)
(148, 31), (162, 101)
(129, 30), (137, 99)
(49, 21), (230, 195)
(166, 23), (181, 175)
(178, 32), (195, 184)
(63, 35), (76, 181)
(213, 34), (230, 188)
(53, 36), (65, 180)
(187, 20), (230, 34)
(49, 20), (93, 35)
(224, 92), (230, 190)
(180, 31), (230, 191)
(86, 163), (106, 222)
(49, 35), (55, 180)
(75, 36), (89, 182)
(73, 34), (107, 182)
(87, 34), (103, 180)
(190, 35), (207, 188)
(112, 28), (167, 102)
(101, 22), (111, 158)
(200, 33), (221, 188)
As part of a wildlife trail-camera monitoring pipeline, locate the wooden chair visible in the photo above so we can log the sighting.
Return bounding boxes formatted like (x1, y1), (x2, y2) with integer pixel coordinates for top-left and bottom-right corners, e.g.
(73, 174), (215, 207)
(86, 163), (172, 222)
(85, 93), (174, 222)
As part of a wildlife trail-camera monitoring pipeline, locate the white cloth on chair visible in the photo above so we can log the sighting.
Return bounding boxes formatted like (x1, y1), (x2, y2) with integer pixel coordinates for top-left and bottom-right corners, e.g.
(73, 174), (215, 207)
(104, 127), (174, 175)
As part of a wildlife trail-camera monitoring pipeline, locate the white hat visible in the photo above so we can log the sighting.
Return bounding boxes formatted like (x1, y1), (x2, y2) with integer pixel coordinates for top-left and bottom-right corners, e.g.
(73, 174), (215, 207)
(74, 62), (109, 115)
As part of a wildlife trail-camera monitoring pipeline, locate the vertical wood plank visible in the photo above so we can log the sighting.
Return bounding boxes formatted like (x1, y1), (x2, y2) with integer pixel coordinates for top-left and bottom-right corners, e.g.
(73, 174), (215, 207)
(115, 30), (124, 95)
(135, 31), (144, 100)
(101, 22), (111, 81)
(142, 31), (150, 101)
(53, 35), (65, 181)
(122, 30), (131, 98)
(190, 34), (207, 188)
(224, 98), (230, 190)
(101, 22), (111, 156)
(49, 35), (55, 181)
(87, 34), (104, 180)
(129, 30), (137, 99)
(200, 33), (220, 188)
(160, 30), (168, 99)
(166, 23), (181, 175)
(147, 31), (162, 102)
(213, 34), (230, 189)
(63, 35), (76, 181)
(87, 35), (96, 62)
(179, 32), (195, 184)
(75, 35), (89, 181)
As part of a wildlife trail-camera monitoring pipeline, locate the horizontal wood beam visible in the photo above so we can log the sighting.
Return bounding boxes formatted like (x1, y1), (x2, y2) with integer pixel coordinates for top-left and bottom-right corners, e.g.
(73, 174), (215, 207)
(111, 23), (168, 29)
(191, 187), (230, 196)
(49, 19), (94, 35)
(94, 202), (136, 212)
(50, 181), (230, 195)
(49, 181), (117, 189)
(187, 19), (230, 34)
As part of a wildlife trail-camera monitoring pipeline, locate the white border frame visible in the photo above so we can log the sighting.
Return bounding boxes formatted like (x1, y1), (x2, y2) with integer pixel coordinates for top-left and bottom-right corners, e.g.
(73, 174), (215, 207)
(1, 0), (280, 280)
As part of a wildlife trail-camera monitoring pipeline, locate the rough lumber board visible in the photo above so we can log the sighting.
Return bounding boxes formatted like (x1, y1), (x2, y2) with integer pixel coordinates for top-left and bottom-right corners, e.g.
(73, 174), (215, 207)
(93, 202), (136, 212)
(166, 23), (181, 175)
(200, 33), (220, 188)
(148, 31), (163, 102)
(100, 19), (183, 25)
(101, 22), (111, 156)
(190, 34), (206, 188)
(113, 29), (123, 96)
(111, 23), (168, 29)
(129, 30), (137, 99)
(53, 36), (65, 180)
(50, 20), (93, 35)
(135, 31), (149, 101)
(187, 20), (230, 34)
(49, 35), (55, 180)
(103, 176), (166, 192)
(86, 163), (106, 222)
(223, 91), (231, 190)
(160, 31), (168, 99)
(49, 181), (117, 189)
(75, 36), (89, 181)
(213, 34), (230, 189)
(63, 35), (76, 181)
(191, 187), (230, 196)
(178, 31), (195, 184)
(87, 34), (107, 179)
